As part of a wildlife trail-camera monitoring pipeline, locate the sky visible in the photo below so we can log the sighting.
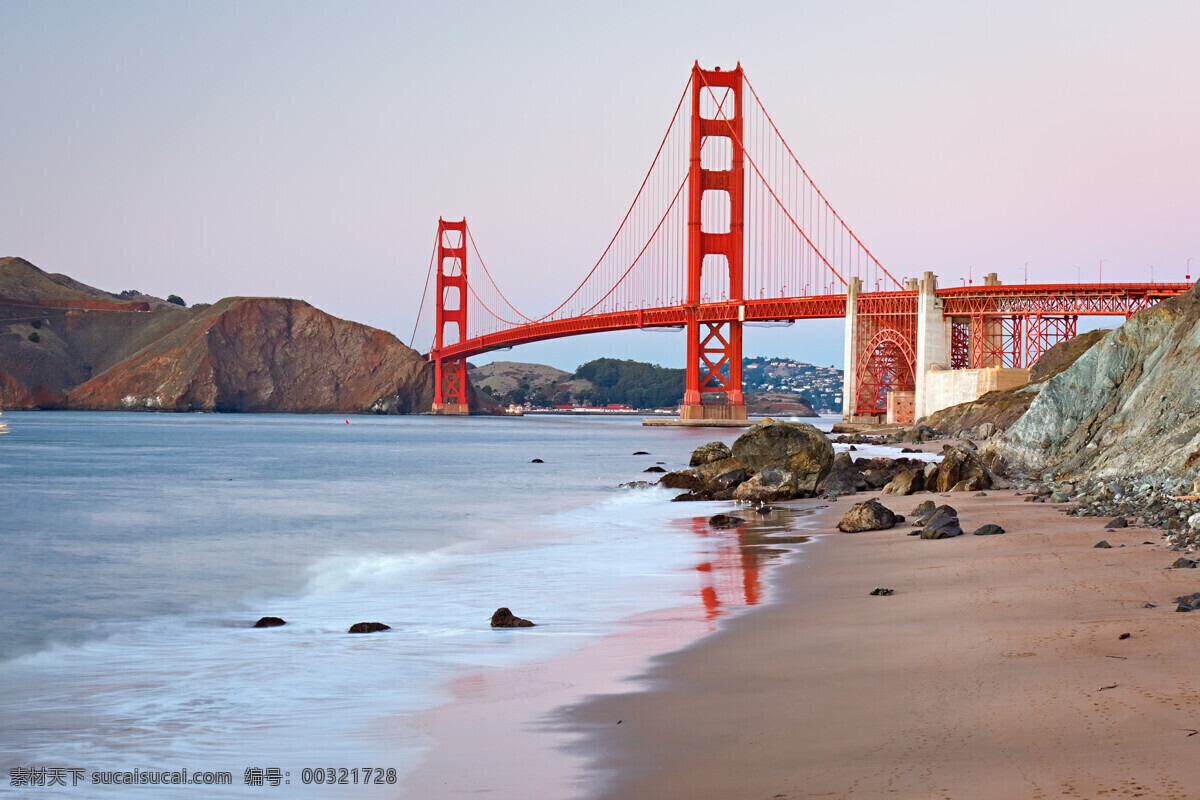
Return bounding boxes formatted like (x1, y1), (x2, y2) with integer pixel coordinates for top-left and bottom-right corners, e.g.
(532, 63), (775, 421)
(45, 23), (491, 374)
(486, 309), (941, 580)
(3, 1), (1198, 372)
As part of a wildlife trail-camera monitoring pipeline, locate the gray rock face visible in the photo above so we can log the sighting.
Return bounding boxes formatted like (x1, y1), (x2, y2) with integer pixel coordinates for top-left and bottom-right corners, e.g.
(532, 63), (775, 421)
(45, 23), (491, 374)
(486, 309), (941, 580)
(348, 622), (390, 633)
(253, 616), (286, 628)
(836, 499), (897, 532)
(708, 514), (745, 530)
(690, 441), (732, 467)
(731, 420), (834, 493)
(987, 281), (1200, 483)
(972, 524), (1006, 536)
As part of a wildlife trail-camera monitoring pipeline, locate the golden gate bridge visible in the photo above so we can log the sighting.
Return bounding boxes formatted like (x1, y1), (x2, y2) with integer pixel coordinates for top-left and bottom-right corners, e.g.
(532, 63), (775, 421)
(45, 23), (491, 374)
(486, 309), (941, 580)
(410, 63), (1190, 422)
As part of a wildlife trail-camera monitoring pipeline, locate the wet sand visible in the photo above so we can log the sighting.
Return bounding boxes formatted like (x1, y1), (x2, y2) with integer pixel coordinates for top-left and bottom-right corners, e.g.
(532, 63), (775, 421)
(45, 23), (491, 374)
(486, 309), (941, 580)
(574, 490), (1200, 800)
(399, 507), (811, 799)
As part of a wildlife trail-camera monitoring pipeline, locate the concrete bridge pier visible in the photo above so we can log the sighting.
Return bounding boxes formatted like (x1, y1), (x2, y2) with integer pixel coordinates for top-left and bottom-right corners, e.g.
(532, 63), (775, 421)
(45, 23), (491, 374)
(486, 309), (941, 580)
(913, 271), (952, 420)
(840, 277), (862, 421)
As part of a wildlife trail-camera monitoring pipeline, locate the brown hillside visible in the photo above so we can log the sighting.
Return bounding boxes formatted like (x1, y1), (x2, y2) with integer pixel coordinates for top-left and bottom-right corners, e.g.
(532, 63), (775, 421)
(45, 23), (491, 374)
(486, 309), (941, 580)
(1, 258), (451, 414)
(67, 297), (437, 413)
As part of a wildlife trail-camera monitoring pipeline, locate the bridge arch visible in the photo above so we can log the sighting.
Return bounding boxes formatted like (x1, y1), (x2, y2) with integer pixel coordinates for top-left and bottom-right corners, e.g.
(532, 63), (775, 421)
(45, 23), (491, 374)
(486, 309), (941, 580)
(854, 328), (916, 417)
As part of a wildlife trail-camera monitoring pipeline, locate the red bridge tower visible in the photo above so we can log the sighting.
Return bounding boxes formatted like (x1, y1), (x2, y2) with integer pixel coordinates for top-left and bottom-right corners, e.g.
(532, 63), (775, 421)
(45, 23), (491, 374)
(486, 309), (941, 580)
(682, 63), (746, 421)
(432, 218), (469, 415)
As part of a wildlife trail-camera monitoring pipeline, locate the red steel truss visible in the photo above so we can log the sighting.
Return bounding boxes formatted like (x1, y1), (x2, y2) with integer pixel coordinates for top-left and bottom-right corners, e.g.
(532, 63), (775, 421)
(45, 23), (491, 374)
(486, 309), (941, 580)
(939, 284), (1185, 317)
(1025, 314), (1078, 366)
(950, 320), (970, 369)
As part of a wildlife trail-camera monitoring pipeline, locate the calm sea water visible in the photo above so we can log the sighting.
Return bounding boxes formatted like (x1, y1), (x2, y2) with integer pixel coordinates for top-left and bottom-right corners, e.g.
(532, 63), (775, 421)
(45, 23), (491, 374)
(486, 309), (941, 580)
(0, 411), (862, 797)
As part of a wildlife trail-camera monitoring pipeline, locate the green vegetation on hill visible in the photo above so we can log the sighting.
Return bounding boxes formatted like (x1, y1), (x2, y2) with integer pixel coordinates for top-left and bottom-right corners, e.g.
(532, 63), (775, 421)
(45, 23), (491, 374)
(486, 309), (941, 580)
(573, 358), (684, 408)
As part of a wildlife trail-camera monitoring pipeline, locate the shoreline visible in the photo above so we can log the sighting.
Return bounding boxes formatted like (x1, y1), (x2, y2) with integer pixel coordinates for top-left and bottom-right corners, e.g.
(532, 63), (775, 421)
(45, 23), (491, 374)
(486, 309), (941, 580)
(398, 504), (819, 798)
(571, 489), (1200, 799)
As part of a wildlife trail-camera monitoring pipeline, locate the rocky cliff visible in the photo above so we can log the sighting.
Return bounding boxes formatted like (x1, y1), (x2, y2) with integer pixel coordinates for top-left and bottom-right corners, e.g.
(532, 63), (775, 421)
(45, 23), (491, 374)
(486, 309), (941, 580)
(1, 258), (451, 414)
(986, 281), (1200, 485)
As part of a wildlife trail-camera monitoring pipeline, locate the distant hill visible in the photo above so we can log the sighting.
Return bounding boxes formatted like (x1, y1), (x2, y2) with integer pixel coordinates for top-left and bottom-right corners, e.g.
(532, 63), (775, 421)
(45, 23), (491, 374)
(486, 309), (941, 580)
(0, 257), (465, 413)
(745, 391), (818, 417)
(468, 361), (570, 395)
(468, 356), (818, 415)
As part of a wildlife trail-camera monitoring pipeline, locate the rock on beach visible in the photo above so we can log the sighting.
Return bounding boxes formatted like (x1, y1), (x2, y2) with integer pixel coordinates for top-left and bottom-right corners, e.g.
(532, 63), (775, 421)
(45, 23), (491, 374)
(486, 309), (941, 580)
(836, 499), (897, 532)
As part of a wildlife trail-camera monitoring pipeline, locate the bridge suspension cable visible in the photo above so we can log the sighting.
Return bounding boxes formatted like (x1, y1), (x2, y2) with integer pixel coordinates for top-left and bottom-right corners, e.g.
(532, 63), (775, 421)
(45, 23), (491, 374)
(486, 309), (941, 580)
(413, 64), (901, 356)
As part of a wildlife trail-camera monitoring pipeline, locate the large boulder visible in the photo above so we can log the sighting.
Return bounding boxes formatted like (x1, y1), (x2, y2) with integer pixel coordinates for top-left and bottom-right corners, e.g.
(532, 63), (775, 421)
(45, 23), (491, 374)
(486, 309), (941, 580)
(882, 468), (925, 496)
(935, 445), (994, 492)
(695, 457), (751, 487)
(731, 420), (833, 493)
(348, 622), (391, 633)
(836, 499), (898, 532)
(732, 469), (802, 503)
(690, 441), (732, 467)
(818, 452), (864, 496)
(819, 470), (861, 497)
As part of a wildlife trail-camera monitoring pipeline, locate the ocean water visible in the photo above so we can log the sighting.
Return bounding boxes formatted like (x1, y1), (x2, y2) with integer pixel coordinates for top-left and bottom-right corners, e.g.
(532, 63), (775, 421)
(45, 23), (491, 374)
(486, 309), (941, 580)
(0, 412), (845, 797)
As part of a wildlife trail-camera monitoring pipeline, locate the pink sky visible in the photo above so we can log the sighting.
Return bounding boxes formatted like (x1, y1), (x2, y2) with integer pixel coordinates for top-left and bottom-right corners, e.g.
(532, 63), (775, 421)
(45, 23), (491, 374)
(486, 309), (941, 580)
(3, 1), (1197, 370)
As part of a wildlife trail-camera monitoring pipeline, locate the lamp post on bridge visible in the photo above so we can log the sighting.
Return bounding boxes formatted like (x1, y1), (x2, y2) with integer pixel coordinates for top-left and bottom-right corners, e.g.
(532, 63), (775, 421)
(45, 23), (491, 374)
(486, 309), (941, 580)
(1188, 258), (1193, 281)
(1074, 265), (1080, 283)
(1149, 264), (1154, 283)
(1100, 259), (1106, 284)
(1024, 261), (1030, 284)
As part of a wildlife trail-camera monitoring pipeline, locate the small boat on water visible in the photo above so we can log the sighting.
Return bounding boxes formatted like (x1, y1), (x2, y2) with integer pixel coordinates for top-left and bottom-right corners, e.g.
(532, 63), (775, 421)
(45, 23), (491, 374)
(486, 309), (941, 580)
(504, 404), (525, 416)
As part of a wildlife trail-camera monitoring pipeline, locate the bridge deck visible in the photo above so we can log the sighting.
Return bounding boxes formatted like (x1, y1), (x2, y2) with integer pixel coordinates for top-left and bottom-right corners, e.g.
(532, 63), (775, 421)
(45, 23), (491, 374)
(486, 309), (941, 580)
(427, 283), (1192, 362)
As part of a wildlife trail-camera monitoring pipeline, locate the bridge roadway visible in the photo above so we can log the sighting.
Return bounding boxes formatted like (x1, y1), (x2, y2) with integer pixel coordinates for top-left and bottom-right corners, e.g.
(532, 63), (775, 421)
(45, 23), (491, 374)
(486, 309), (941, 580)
(428, 282), (1192, 363)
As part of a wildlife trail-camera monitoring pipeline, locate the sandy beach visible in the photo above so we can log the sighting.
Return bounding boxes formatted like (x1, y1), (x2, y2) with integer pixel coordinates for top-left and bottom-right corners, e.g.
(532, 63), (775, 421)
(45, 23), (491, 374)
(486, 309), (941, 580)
(573, 489), (1200, 800)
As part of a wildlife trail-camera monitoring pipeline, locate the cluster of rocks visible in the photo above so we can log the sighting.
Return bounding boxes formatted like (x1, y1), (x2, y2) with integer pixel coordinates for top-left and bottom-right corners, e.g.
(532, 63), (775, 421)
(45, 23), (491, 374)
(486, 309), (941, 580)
(834, 497), (1005, 539)
(659, 420), (835, 503)
(1024, 476), (1200, 547)
(658, 419), (999, 505)
(948, 422), (1000, 441)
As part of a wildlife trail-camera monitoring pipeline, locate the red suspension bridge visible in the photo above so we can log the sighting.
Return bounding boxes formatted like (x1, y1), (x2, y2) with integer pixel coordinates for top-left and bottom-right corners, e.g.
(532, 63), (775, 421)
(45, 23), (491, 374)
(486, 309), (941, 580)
(411, 63), (1191, 422)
